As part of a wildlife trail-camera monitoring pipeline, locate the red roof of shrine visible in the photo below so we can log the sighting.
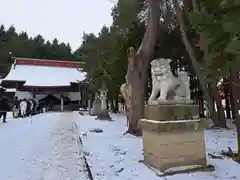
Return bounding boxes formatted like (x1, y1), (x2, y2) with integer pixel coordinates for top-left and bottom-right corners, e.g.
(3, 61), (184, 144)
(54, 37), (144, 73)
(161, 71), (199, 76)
(13, 57), (83, 68)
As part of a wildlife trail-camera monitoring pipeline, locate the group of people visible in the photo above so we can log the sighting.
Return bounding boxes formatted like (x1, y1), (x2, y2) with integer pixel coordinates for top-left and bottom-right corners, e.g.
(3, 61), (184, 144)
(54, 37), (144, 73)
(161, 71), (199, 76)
(0, 96), (40, 123)
(13, 97), (40, 118)
(0, 95), (57, 123)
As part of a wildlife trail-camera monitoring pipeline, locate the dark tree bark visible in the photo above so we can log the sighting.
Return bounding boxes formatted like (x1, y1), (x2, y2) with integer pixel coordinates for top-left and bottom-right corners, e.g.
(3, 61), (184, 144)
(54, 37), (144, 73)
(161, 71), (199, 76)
(146, 64), (152, 101)
(230, 92), (236, 119)
(230, 70), (240, 154)
(122, 0), (161, 136)
(109, 100), (114, 113)
(208, 83), (226, 127)
(224, 79), (231, 119)
(229, 76), (236, 119)
(199, 98), (205, 118)
(114, 95), (119, 113)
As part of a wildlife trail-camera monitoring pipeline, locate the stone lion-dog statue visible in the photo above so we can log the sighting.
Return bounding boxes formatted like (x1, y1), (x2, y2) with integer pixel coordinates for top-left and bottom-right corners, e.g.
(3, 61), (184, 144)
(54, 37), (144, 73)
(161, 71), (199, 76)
(148, 58), (191, 103)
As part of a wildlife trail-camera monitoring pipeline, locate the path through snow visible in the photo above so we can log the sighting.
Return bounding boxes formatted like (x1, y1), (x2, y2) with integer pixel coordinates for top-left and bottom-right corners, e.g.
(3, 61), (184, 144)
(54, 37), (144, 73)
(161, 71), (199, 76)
(0, 112), (88, 180)
(74, 112), (240, 180)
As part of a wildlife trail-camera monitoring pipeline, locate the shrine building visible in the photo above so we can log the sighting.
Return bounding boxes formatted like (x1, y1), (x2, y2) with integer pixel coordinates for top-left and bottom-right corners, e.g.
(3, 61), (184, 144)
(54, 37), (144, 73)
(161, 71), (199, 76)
(0, 57), (88, 111)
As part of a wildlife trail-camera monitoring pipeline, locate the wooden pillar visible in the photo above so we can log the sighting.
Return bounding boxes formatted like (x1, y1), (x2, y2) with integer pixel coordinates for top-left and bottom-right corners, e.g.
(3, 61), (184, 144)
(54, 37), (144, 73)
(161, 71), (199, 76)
(15, 82), (19, 98)
(61, 94), (64, 112)
(88, 99), (91, 114)
(83, 86), (86, 107)
(78, 83), (81, 105)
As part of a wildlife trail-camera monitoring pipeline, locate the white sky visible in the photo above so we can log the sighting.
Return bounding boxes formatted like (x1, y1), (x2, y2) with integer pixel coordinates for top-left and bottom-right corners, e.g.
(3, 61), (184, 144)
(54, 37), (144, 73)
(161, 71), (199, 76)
(0, 0), (114, 51)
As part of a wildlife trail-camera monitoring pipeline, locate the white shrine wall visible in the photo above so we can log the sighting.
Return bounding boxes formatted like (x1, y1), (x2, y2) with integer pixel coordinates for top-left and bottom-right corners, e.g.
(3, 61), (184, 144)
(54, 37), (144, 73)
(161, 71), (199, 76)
(14, 91), (81, 102)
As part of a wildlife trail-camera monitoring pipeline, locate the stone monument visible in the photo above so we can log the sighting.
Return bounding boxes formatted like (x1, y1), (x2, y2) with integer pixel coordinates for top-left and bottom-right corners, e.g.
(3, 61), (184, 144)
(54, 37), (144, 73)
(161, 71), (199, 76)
(96, 81), (111, 120)
(100, 86), (108, 112)
(139, 58), (211, 175)
(91, 93), (101, 116)
(88, 94), (92, 115)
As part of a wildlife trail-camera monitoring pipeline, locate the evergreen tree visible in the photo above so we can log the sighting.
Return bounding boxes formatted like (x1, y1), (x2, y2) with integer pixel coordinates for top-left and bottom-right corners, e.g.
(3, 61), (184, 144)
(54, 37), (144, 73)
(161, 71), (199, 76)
(0, 24), (77, 73)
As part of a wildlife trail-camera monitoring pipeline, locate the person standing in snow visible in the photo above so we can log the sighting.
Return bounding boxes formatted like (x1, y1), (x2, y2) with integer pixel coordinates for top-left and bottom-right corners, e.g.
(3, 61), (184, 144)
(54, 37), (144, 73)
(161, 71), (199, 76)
(0, 96), (10, 123)
(12, 96), (20, 118)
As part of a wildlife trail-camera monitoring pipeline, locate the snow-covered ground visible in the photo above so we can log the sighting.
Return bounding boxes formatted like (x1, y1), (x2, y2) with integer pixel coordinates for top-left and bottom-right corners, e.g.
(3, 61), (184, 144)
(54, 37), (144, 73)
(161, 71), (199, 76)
(74, 112), (240, 180)
(0, 112), (88, 180)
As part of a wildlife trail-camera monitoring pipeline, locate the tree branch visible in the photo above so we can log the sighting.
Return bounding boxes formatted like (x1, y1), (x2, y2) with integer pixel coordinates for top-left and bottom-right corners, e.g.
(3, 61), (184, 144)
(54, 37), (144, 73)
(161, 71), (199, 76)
(137, 0), (161, 66)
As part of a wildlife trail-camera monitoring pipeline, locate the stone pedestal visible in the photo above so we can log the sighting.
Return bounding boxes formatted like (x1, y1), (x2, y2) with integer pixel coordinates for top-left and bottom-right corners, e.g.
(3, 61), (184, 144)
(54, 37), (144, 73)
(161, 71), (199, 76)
(139, 118), (207, 173)
(91, 98), (101, 116)
(145, 103), (199, 121)
(96, 87), (111, 120)
(140, 101), (209, 174)
(95, 110), (112, 120)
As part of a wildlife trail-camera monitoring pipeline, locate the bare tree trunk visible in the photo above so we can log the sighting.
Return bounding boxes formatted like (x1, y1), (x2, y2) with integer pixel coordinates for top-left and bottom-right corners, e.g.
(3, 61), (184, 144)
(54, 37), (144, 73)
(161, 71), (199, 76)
(225, 97), (231, 119)
(230, 91), (236, 119)
(126, 72), (145, 134)
(109, 99), (117, 113)
(174, 0), (226, 127)
(230, 70), (240, 154)
(114, 95), (119, 113)
(224, 79), (231, 118)
(199, 98), (205, 118)
(210, 84), (226, 127)
(122, 0), (160, 136)
(229, 76), (236, 119)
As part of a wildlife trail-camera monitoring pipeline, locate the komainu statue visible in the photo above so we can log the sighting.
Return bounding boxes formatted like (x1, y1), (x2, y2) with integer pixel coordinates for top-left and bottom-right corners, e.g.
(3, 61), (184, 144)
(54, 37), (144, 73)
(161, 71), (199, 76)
(148, 58), (191, 103)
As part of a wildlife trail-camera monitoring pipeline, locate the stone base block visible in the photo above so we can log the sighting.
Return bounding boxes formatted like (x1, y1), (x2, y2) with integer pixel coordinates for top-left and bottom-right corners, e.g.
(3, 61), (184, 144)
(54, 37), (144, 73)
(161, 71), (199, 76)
(90, 113), (97, 116)
(144, 162), (214, 177)
(145, 104), (199, 121)
(139, 119), (207, 172)
(95, 110), (112, 121)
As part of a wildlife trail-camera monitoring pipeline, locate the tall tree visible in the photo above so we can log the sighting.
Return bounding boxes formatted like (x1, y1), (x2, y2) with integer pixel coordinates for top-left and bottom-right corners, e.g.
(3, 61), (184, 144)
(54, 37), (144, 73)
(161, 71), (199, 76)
(122, 0), (161, 135)
(172, 0), (232, 127)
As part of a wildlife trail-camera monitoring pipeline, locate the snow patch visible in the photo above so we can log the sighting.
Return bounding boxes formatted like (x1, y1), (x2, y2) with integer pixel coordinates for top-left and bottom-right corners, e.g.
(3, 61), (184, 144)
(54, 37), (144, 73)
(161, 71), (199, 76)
(0, 112), (88, 179)
(74, 112), (240, 180)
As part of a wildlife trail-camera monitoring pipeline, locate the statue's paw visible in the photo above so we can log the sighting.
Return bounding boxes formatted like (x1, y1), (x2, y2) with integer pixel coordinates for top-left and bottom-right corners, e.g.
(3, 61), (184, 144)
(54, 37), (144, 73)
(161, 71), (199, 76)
(148, 97), (155, 101)
(157, 97), (166, 101)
